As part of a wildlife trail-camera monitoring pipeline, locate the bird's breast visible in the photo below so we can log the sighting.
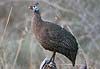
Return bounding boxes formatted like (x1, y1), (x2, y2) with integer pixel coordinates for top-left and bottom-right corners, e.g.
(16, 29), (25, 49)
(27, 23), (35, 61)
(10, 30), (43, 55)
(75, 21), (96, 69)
(33, 28), (52, 50)
(33, 27), (48, 42)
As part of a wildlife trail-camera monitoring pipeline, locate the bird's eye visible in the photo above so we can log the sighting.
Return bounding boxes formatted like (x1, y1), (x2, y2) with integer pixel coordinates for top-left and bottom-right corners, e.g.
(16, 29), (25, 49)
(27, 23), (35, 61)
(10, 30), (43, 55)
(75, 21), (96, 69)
(32, 5), (39, 11)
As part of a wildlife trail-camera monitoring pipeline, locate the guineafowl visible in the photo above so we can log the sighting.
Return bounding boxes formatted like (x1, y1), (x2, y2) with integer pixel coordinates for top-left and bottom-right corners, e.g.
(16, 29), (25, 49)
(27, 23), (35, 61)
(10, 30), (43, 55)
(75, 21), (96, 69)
(29, 2), (78, 66)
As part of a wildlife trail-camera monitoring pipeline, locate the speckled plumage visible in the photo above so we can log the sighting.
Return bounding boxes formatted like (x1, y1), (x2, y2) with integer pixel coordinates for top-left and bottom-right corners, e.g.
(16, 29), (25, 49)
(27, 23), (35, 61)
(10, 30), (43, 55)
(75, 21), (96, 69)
(29, 2), (78, 66)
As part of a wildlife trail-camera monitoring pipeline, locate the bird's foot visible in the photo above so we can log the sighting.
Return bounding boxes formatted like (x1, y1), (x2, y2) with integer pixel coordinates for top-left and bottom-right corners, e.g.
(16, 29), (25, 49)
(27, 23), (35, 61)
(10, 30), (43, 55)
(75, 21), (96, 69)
(46, 61), (56, 69)
(40, 58), (57, 69)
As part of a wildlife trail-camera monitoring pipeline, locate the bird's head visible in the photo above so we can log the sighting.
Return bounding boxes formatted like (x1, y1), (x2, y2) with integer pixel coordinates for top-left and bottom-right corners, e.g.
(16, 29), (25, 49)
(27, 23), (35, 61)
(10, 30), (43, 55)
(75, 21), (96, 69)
(29, 2), (39, 12)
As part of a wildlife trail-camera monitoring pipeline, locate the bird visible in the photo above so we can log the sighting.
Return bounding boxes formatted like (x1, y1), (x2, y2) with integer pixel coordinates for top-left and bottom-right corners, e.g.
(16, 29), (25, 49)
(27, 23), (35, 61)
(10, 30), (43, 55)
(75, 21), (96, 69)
(29, 2), (78, 66)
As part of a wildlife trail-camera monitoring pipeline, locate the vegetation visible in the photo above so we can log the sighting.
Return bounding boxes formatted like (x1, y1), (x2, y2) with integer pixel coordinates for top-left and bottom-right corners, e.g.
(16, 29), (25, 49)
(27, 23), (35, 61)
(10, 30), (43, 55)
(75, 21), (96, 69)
(0, 0), (100, 69)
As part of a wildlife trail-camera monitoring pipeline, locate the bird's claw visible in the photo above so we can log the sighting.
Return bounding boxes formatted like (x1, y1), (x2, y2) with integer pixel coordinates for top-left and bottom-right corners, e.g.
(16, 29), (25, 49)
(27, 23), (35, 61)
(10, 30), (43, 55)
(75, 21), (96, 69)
(40, 58), (57, 69)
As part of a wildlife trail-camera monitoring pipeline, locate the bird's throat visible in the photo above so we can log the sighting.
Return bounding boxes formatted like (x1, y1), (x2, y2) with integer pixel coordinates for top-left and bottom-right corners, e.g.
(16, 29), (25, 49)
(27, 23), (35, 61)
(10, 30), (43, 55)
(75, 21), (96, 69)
(33, 11), (42, 25)
(32, 11), (43, 33)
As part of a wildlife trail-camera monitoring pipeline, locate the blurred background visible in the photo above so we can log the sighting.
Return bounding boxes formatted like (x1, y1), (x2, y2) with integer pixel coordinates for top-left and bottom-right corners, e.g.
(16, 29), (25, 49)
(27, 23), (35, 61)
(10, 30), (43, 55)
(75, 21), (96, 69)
(0, 0), (100, 69)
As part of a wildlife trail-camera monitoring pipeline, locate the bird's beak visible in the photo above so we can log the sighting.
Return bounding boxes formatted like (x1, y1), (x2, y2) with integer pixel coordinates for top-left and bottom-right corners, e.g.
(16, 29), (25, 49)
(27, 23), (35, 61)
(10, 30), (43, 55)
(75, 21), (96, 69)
(28, 6), (33, 10)
(28, 6), (30, 9)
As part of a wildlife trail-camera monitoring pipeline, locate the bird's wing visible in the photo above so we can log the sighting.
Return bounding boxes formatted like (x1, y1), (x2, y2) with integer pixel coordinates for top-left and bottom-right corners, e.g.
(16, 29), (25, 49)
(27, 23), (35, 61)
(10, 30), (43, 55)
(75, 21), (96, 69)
(45, 23), (78, 50)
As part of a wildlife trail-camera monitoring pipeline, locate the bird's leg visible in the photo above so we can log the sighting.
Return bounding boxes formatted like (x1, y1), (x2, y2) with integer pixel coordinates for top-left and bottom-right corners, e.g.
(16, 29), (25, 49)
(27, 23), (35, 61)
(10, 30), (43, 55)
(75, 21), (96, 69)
(44, 52), (56, 68)
(45, 52), (56, 68)
(49, 52), (56, 63)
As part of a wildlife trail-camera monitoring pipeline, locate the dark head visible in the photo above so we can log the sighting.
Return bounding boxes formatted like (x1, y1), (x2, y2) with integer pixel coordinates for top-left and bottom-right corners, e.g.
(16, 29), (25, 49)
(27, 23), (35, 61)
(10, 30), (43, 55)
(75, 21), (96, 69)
(29, 2), (40, 13)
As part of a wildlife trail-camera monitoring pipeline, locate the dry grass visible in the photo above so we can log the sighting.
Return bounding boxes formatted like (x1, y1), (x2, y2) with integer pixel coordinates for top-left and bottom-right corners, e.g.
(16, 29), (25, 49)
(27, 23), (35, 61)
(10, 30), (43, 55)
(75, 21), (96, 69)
(0, 7), (13, 45)
(0, 1), (99, 69)
(0, 6), (13, 69)
(29, 36), (34, 69)
(12, 31), (26, 69)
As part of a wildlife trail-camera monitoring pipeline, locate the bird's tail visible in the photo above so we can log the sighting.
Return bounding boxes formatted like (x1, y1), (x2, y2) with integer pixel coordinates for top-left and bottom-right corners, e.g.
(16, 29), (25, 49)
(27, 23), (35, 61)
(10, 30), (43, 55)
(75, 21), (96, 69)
(65, 50), (78, 67)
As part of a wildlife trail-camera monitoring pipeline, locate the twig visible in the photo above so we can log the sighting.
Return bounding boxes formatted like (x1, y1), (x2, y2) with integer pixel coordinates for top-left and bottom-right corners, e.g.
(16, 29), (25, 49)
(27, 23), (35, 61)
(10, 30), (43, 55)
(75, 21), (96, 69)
(0, 7), (13, 45)
(29, 35), (34, 69)
(12, 31), (26, 69)
(56, 55), (66, 64)
(56, 63), (88, 66)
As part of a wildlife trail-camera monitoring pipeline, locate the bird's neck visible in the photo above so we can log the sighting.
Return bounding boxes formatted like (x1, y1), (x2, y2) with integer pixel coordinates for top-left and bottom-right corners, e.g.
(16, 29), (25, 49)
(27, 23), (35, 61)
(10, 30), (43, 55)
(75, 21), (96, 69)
(32, 11), (43, 32)
(33, 11), (42, 23)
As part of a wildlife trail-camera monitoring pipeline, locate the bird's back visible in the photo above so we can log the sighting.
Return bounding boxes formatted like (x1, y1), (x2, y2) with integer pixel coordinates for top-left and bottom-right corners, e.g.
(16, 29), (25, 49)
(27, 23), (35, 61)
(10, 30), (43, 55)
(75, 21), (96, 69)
(38, 21), (78, 50)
